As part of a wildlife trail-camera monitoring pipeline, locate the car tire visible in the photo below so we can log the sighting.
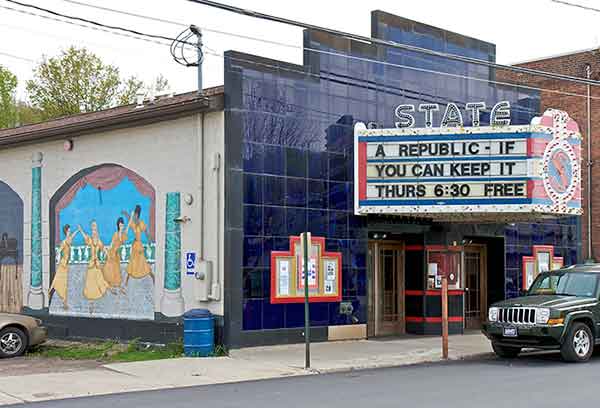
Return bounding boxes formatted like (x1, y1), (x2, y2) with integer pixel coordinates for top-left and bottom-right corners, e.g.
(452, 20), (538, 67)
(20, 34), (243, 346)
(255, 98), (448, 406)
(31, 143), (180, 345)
(0, 327), (28, 358)
(561, 322), (594, 363)
(492, 342), (521, 359)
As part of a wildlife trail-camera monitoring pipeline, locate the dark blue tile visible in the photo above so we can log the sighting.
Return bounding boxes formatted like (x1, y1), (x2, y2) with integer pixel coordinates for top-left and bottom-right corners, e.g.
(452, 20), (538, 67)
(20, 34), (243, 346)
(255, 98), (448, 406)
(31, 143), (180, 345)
(328, 303), (346, 325)
(308, 151), (328, 180)
(243, 174), (263, 205)
(309, 303), (329, 326)
(329, 153), (347, 181)
(286, 178), (307, 207)
(264, 206), (286, 237)
(308, 209), (328, 237)
(286, 147), (307, 178)
(262, 300), (284, 329)
(329, 211), (348, 239)
(325, 238), (341, 253)
(243, 142), (264, 173)
(243, 268), (263, 299)
(264, 145), (285, 175)
(348, 215), (367, 240)
(356, 268), (367, 296)
(286, 208), (307, 236)
(264, 237), (290, 271)
(342, 268), (357, 297)
(243, 237), (263, 267)
(308, 180), (328, 209)
(242, 299), (262, 330)
(349, 240), (367, 269)
(285, 303), (305, 328)
(262, 269), (273, 298)
(264, 176), (285, 206)
(329, 182), (348, 211)
(504, 225), (517, 246)
(244, 205), (262, 236)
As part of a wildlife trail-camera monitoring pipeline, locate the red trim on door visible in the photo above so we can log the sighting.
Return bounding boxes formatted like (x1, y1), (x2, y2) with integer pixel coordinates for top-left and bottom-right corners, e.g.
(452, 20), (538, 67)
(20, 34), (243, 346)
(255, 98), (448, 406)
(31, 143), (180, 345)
(405, 245), (424, 251)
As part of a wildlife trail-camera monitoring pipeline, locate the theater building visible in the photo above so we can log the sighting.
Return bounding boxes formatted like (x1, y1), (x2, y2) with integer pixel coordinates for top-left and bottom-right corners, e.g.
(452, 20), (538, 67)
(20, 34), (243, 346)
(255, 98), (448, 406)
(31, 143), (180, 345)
(0, 10), (583, 348)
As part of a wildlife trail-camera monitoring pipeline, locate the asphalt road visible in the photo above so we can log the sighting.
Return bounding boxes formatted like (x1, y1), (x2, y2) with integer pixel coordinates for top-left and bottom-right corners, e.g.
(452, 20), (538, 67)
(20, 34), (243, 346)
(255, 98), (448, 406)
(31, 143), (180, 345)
(10, 350), (600, 408)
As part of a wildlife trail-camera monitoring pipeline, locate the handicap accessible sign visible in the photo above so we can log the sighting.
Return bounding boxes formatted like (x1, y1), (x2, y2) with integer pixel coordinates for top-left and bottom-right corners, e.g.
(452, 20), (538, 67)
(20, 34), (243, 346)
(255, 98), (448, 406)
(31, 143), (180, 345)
(186, 252), (197, 275)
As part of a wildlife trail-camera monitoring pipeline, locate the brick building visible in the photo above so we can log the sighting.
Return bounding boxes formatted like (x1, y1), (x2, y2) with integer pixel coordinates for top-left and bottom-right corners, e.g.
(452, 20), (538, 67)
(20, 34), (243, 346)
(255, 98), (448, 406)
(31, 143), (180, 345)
(500, 48), (600, 261)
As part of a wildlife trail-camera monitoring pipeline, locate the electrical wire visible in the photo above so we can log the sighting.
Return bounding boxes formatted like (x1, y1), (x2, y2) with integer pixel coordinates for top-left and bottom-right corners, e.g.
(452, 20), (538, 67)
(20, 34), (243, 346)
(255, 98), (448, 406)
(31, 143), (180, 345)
(551, 0), (600, 13)
(185, 0), (600, 87)
(3, 0), (195, 46)
(3, 0), (599, 101)
(0, 50), (35, 63)
(55, 0), (301, 50)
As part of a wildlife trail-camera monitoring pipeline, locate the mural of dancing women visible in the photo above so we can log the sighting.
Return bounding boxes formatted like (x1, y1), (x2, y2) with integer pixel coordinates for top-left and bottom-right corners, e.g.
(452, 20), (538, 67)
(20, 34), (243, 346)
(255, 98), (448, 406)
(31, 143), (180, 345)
(49, 225), (79, 310)
(124, 205), (155, 286)
(79, 221), (109, 313)
(103, 217), (128, 294)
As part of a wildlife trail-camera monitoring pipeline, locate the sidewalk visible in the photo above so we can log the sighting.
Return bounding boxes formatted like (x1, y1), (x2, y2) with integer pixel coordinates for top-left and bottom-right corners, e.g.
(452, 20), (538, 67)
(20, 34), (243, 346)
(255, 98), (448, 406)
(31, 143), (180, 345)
(0, 333), (491, 406)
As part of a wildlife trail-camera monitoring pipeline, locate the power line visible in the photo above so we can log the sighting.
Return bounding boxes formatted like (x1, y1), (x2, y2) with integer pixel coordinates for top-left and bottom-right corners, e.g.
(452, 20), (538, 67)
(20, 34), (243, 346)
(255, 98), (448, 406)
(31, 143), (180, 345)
(4, 0), (598, 101)
(55, 0), (300, 50)
(551, 0), (600, 13)
(0, 50), (35, 63)
(0, 4), (176, 48)
(185, 0), (600, 87)
(5, 0), (597, 102)
(3, 0), (195, 46)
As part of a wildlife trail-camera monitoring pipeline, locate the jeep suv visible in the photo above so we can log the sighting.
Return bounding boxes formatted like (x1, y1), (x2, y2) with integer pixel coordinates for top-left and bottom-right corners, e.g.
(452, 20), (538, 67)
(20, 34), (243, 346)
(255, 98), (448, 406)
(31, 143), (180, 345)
(482, 263), (600, 362)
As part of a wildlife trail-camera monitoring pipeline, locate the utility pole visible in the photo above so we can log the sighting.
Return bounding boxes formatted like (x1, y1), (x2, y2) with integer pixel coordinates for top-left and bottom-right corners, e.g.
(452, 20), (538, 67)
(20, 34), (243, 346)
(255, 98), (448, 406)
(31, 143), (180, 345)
(189, 25), (203, 94)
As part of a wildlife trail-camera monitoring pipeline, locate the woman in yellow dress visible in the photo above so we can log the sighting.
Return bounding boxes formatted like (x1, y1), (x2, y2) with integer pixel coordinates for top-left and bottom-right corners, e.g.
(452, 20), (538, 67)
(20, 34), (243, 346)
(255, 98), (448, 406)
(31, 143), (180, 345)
(124, 205), (154, 285)
(79, 221), (109, 307)
(49, 224), (79, 310)
(102, 217), (128, 294)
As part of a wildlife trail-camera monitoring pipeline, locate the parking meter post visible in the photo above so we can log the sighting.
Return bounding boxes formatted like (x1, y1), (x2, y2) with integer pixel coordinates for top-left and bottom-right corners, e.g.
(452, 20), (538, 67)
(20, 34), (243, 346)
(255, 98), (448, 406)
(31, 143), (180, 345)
(442, 275), (449, 359)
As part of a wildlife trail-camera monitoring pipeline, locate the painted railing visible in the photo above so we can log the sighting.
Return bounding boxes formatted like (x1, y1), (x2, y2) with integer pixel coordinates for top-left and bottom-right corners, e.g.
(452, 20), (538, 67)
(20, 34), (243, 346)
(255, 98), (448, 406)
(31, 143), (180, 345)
(55, 243), (156, 265)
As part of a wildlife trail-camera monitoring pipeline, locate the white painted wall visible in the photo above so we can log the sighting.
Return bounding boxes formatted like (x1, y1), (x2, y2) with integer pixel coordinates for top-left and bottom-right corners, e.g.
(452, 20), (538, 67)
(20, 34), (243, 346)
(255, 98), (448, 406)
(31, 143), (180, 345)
(0, 110), (225, 317)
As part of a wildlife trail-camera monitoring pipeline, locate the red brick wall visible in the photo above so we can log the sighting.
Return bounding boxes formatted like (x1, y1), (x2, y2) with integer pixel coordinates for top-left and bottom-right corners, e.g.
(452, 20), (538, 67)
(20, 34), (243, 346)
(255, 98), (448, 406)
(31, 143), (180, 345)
(499, 49), (600, 261)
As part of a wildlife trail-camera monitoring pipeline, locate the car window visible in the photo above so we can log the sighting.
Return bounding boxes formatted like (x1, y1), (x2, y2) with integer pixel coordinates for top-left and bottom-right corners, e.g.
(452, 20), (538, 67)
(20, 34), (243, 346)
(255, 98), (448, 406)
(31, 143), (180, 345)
(529, 272), (599, 297)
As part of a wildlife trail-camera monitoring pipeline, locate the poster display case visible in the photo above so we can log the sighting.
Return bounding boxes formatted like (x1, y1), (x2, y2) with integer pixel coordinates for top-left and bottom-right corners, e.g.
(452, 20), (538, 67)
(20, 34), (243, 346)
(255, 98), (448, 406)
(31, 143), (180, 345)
(426, 246), (463, 290)
(270, 236), (342, 304)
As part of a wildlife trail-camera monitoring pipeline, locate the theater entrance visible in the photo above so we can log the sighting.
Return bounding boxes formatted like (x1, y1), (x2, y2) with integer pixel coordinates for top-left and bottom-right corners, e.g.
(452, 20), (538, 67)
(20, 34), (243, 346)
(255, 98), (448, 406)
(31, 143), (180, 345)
(464, 244), (487, 329)
(368, 241), (405, 337)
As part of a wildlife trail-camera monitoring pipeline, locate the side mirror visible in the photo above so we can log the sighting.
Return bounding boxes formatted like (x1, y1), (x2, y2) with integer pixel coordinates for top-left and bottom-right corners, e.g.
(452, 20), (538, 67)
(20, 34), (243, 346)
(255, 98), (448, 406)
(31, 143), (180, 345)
(519, 289), (528, 297)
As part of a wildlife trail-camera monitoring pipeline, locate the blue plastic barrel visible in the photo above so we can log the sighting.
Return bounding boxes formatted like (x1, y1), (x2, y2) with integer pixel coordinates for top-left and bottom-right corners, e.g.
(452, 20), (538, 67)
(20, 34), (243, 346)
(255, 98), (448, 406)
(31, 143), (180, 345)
(183, 309), (214, 357)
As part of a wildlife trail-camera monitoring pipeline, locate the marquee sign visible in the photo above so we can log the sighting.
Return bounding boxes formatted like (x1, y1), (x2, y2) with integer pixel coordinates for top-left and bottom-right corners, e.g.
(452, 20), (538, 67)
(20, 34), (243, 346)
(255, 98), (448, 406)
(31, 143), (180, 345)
(270, 236), (342, 304)
(354, 108), (582, 221)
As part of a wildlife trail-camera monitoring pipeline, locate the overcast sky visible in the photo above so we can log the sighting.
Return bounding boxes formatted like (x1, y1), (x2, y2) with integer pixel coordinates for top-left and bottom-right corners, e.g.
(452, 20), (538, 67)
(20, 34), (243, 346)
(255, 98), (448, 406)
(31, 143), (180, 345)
(2, 0), (600, 100)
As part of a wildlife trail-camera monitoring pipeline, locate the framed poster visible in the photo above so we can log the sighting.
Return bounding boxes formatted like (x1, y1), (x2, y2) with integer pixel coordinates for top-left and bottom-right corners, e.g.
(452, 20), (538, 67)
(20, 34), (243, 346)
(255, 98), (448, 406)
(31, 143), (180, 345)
(270, 236), (342, 304)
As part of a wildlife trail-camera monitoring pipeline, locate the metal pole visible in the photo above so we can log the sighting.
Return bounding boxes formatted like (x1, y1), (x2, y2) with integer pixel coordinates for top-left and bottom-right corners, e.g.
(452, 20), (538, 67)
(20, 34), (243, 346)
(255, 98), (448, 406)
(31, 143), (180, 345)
(303, 232), (311, 369)
(586, 64), (594, 262)
(190, 25), (203, 94)
(441, 275), (449, 359)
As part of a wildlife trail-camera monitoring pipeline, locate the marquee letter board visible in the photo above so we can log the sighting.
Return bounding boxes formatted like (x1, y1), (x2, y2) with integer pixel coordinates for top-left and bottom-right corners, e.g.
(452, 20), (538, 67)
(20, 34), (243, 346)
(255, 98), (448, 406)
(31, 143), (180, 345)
(270, 236), (342, 303)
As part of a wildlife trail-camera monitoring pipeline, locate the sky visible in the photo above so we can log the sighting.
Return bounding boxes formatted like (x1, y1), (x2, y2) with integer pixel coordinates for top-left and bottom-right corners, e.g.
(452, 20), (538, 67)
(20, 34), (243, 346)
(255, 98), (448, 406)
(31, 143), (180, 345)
(1, 0), (600, 100)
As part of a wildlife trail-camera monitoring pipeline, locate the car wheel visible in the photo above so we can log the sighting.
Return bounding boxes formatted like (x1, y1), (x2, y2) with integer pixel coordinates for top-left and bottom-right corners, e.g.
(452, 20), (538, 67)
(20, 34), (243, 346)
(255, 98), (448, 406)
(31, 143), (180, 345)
(0, 327), (28, 358)
(561, 322), (594, 363)
(492, 342), (521, 359)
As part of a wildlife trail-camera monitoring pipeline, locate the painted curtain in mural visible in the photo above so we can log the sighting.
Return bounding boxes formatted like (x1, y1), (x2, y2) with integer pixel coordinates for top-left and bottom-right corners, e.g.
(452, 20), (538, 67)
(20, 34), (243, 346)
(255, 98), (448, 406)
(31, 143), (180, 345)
(0, 182), (23, 313)
(49, 165), (156, 320)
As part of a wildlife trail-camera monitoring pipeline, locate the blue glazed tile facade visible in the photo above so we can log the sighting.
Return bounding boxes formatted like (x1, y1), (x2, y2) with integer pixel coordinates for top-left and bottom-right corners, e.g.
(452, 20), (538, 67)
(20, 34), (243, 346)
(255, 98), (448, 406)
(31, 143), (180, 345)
(223, 11), (580, 344)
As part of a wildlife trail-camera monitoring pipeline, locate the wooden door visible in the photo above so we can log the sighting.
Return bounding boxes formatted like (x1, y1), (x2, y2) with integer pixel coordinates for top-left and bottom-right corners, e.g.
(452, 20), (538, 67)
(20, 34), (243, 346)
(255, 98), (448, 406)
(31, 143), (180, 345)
(372, 242), (405, 336)
(464, 245), (487, 329)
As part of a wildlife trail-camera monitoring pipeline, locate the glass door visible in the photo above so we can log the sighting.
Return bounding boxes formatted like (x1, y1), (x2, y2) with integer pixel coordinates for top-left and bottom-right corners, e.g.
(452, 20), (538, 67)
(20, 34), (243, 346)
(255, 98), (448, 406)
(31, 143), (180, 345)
(370, 242), (405, 336)
(464, 245), (487, 329)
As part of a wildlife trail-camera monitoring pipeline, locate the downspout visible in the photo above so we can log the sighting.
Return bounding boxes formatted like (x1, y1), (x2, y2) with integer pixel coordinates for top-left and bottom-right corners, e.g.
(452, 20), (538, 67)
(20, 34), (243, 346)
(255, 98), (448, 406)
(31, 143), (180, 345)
(199, 112), (204, 259)
(586, 64), (595, 263)
(209, 150), (221, 300)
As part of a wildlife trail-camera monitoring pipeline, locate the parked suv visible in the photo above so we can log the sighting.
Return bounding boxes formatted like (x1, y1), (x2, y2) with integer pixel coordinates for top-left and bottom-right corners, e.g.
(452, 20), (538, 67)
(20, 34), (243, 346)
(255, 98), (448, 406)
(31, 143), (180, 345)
(482, 263), (600, 362)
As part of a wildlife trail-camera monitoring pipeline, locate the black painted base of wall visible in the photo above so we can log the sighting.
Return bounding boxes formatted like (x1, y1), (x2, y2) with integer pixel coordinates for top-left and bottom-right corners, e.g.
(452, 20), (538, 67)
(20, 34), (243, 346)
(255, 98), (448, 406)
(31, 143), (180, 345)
(23, 308), (225, 346)
(234, 327), (329, 348)
(406, 321), (464, 335)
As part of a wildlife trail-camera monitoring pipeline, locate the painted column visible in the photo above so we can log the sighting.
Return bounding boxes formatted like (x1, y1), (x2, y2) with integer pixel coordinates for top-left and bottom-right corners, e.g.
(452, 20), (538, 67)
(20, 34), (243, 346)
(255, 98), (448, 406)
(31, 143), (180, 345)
(160, 192), (184, 316)
(28, 152), (44, 309)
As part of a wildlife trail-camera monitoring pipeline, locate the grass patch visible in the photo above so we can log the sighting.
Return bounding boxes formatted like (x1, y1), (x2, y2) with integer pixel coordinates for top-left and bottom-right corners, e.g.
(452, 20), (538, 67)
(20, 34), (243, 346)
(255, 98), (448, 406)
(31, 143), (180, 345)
(28, 339), (186, 363)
